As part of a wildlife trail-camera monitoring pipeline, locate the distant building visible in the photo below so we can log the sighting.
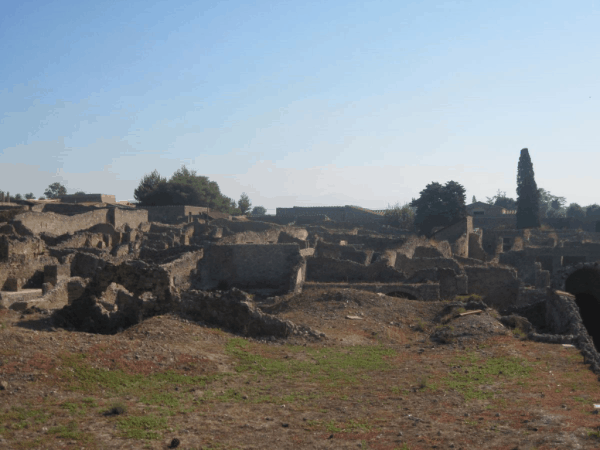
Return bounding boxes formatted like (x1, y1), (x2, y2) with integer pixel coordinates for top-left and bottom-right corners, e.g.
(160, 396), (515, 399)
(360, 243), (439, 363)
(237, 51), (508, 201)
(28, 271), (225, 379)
(466, 201), (515, 217)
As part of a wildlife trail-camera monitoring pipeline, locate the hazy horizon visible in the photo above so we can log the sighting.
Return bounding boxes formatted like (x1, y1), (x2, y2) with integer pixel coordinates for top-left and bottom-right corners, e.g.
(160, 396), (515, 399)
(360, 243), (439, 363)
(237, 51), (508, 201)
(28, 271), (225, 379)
(2, 1), (599, 212)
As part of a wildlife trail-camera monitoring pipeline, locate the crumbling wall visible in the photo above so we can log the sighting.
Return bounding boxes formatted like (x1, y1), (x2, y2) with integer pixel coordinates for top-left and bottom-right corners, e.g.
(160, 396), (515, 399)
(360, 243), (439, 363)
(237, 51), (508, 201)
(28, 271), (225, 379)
(141, 205), (208, 224)
(394, 256), (461, 278)
(431, 216), (472, 257)
(439, 268), (468, 299)
(109, 208), (148, 229)
(177, 289), (299, 337)
(305, 257), (406, 283)
(196, 244), (305, 295)
(0, 235), (45, 262)
(315, 241), (373, 265)
(13, 210), (110, 236)
(0, 255), (58, 291)
(159, 250), (204, 292)
(468, 232), (487, 261)
(464, 266), (521, 309)
(219, 229), (282, 245)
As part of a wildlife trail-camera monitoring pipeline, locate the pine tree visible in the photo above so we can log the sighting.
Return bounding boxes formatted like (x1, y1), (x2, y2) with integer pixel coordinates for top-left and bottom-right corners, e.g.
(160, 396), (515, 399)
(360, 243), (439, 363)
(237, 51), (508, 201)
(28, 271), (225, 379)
(472, 195), (477, 203)
(516, 148), (540, 229)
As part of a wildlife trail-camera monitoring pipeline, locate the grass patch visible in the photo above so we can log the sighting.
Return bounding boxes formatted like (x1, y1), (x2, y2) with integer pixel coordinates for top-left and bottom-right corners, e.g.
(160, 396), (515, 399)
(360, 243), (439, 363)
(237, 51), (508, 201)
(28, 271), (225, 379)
(48, 421), (92, 442)
(59, 352), (216, 397)
(0, 406), (51, 431)
(445, 353), (531, 400)
(226, 338), (395, 386)
(117, 415), (168, 440)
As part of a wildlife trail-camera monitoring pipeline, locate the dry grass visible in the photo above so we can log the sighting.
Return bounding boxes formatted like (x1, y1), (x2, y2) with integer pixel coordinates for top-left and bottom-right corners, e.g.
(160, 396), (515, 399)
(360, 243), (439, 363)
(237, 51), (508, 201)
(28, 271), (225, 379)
(1, 289), (600, 449)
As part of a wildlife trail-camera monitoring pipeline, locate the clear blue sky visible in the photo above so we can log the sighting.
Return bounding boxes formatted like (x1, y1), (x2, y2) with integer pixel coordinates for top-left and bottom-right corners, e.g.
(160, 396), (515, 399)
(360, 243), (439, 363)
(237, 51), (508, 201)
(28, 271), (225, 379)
(1, 0), (599, 211)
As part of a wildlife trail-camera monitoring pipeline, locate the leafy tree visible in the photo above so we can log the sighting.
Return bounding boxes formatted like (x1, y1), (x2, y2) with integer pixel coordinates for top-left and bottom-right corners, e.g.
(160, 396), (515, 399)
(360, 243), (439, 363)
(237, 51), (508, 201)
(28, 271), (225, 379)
(14, 193), (22, 200)
(44, 182), (67, 199)
(585, 204), (600, 217)
(238, 193), (251, 215)
(486, 189), (517, 210)
(566, 203), (585, 218)
(25, 193), (35, 200)
(410, 181), (467, 236)
(538, 188), (566, 218)
(516, 149), (540, 229)
(135, 166), (238, 213)
(384, 202), (415, 230)
(134, 170), (166, 203)
(251, 206), (267, 215)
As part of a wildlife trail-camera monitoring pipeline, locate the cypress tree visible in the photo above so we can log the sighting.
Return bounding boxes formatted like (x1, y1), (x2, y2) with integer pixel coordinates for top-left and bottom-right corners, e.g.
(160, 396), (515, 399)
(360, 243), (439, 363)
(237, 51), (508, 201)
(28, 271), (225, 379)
(516, 148), (541, 229)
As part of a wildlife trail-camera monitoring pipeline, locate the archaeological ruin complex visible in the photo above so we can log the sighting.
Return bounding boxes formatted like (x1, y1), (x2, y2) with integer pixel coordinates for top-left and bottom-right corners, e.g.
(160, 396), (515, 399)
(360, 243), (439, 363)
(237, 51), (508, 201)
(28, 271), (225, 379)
(1, 195), (600, 371)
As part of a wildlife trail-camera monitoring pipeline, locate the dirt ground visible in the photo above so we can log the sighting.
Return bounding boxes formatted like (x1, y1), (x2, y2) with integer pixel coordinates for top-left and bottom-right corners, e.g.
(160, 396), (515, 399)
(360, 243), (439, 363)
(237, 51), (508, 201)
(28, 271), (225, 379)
(2, 288), (600, 449)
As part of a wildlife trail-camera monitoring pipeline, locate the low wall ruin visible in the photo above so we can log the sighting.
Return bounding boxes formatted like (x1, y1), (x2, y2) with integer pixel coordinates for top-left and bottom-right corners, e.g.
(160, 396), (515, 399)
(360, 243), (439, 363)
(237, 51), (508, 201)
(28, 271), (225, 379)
(196, 244), (305, 295)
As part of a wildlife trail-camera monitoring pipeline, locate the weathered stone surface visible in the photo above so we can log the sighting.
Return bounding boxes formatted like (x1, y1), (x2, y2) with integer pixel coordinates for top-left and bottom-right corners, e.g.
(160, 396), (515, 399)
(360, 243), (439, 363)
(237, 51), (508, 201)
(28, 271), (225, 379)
(500, 315), (533, 333)
(178, 288), (302, 337)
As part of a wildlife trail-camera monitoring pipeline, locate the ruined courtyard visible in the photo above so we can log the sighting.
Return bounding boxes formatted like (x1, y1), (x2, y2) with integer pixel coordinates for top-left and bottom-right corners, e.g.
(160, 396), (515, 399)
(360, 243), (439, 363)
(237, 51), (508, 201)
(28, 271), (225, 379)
(2, 197), (600, 449)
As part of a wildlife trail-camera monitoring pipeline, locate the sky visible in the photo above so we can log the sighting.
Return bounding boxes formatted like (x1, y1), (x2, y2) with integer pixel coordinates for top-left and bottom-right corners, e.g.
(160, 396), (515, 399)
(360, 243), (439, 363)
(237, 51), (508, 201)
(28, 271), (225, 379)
(1, 0), (599, 212)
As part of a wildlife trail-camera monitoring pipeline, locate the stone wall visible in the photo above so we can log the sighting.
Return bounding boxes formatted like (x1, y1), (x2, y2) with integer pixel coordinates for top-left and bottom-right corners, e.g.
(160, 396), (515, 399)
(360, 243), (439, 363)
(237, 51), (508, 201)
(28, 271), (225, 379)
(141, 205), (209, 224)
(305, 257), (406, 283)
(431, 216), (472, 257)
(159, 250), (204, 293)
(196, 244), (305, 295)
(276, 206), (384, 225)
(464, 266), (521, 309)
(0, 235), (45, 262)
(472, 216), (517, 230)
(0, 255), (58, 292)
(60, 194), (116, 203)
(468, 232), (487, 261)
(110, 208), (148, 230)
(315, 241), (373, 265)
(394, 255), (462, 278)
(13, 210), (110, 236)
(499, 244), (600, 285)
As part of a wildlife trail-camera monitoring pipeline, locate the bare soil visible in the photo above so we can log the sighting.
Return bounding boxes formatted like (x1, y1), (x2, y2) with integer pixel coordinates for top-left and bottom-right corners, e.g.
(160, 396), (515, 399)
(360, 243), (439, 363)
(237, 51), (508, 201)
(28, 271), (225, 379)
(2, 288), (600, 449)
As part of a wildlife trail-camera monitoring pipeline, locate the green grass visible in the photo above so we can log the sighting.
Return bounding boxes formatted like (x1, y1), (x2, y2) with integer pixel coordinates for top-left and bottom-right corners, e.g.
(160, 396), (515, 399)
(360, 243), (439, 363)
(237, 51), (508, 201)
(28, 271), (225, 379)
(48, 421), (94, 443)
(226, 337), (395, 386)
(117, 415), (168, 440)
(59, 352), (217, 397)
(445, 353), (531, 400)
(0, 406), (52, 431)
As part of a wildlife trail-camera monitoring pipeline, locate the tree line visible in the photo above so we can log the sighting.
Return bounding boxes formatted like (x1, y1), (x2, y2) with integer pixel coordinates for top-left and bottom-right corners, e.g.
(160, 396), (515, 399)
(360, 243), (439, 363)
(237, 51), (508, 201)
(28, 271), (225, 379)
(385, 148), (600, 234)
(133, 167), (266, 215)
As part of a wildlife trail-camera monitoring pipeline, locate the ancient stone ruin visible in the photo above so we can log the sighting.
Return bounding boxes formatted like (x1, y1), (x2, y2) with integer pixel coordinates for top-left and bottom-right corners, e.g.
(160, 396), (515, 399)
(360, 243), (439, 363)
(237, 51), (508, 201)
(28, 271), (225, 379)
(2, 196), (600, 374)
